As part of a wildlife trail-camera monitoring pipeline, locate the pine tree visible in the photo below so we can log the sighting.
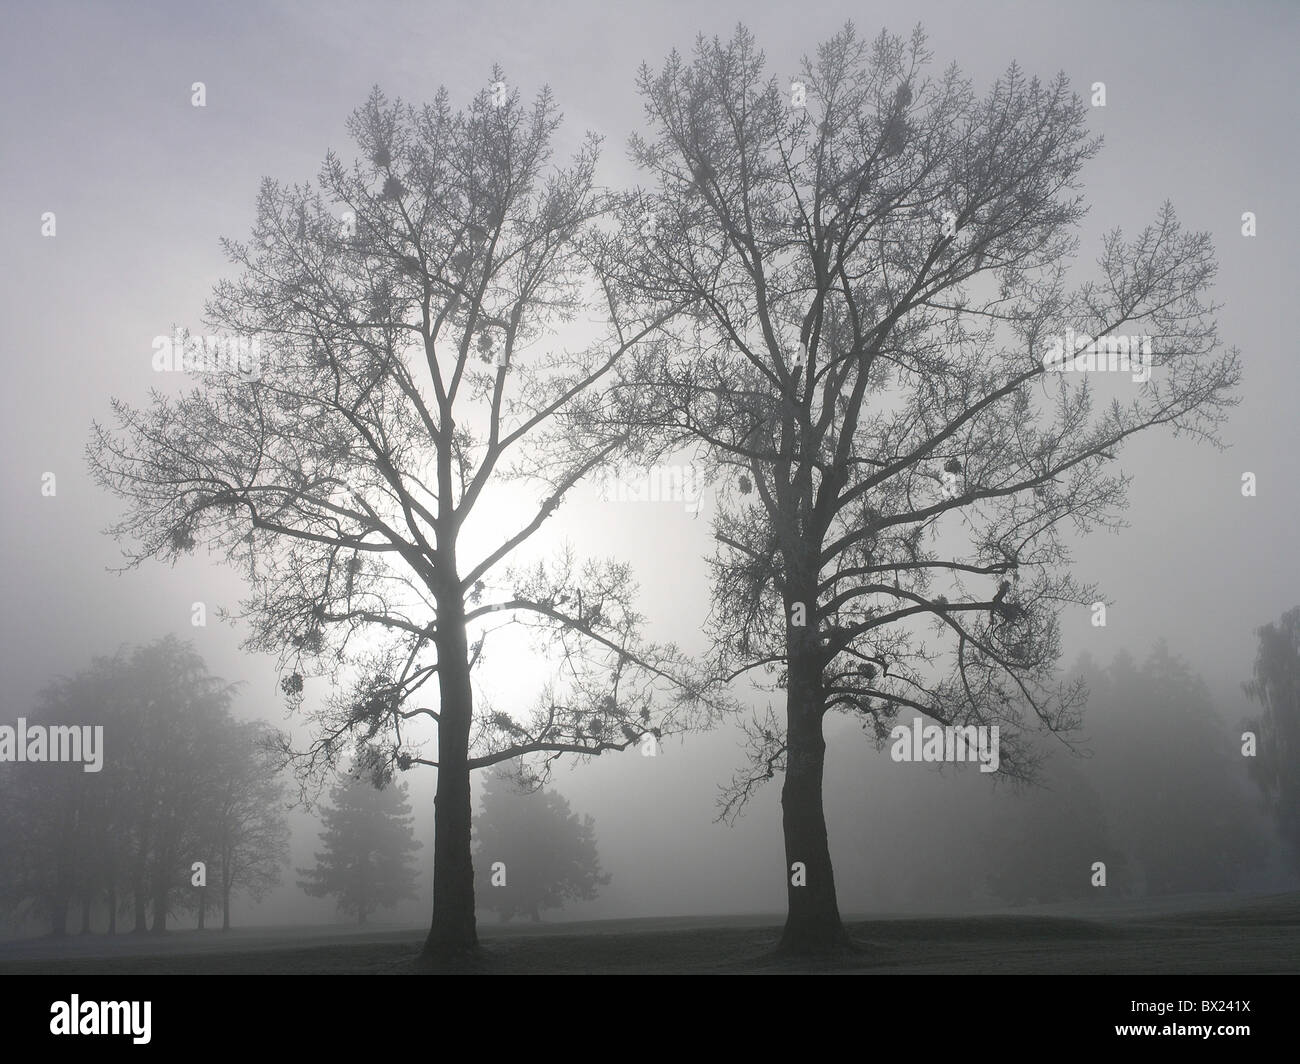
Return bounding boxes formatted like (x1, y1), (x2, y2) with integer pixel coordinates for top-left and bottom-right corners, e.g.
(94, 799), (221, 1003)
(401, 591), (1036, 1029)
(298, 773), (422, 924)
(474, 766), (609, 922)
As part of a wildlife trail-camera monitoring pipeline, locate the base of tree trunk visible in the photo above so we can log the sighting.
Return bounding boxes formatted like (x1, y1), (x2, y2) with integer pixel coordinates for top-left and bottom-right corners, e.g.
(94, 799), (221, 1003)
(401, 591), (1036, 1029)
(423, 901), (479, 961)
(416, 938), (484, 971)
(775, 921), (858, 957)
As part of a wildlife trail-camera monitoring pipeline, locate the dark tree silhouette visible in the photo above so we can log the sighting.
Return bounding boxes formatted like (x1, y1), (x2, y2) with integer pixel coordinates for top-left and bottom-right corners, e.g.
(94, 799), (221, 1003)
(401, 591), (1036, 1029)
(88, 78), (716, 960)
(986, 748), (1123, 905)
(204, 720), (290, 930)
(1243, 607), (1300, 869)
(297, 772), (422, 924)
(609, 23), (1240, 953)
(474, 764), (609, 921)
(0, 715), (84, 936)
(0, 639), (286, 936)
(1082, 647), (1266, 896)
(119, 642), (236, 934)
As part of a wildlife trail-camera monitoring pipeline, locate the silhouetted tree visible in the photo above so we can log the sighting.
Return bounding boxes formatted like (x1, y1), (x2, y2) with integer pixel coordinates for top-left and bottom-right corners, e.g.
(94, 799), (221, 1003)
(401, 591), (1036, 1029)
(474, 764), (609, 921)
(203, 720), (291, 930)
(0, 722), (83, 936)
(1084, 646), (1266, 895)
(89, 78), (715, 959)
(1243, 607), (1300, 869)
(0, 639), (288, 936)
(116, 640), (238, 933)
(608, 23), (1239, 953)
(298, 772), (422, 924)
(986, 748), (1122, 905)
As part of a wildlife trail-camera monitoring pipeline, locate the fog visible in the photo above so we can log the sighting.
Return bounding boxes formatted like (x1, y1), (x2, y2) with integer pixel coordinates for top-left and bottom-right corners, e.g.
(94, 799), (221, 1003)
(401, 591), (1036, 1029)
(1, 0), (1296, 941)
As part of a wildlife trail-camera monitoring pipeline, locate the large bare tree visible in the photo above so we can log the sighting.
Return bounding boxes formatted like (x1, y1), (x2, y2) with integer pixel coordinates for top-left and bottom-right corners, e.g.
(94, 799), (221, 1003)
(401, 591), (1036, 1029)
(89, 79), (710, 958)
(612, 24), (1240, 953)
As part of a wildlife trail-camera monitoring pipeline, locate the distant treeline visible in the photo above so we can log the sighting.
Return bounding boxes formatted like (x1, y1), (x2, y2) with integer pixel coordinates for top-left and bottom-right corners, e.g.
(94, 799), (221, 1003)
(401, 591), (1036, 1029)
(0, 637), (288, 936)
(828, 645), (1287, 911)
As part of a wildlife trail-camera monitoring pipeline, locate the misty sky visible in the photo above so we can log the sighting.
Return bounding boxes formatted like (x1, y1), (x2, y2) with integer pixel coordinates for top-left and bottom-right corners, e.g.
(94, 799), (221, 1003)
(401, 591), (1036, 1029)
(2, 0), (1296, 922)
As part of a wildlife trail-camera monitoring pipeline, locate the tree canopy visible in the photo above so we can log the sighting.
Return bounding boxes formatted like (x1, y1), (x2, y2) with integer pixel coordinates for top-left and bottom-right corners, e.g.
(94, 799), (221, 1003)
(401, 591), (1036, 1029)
(604, 22), (1240, 951)
(297, 771), (423, 924)
(474, 764), (610, 921)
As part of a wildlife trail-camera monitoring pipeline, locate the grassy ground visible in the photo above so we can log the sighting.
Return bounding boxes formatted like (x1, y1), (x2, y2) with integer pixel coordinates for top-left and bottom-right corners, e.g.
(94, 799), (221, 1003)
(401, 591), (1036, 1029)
(1, 892), (1296, 974)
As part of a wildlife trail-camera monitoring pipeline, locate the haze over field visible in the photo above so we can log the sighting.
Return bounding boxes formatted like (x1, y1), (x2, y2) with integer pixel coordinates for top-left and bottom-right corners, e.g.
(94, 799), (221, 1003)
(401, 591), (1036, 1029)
(0, 0), (1296, 957)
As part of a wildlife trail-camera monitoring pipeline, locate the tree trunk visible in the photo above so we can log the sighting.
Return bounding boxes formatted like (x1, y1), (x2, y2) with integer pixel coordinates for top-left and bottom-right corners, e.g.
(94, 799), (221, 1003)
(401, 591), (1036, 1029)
(221, 888), (231, 931)
(50, 893), (69, 938)
(132, 879), (147, 934)
(423, 587), (478, 958)
(150, 874), (168, 934)
(51, 840), (76, 938)
(777, 647), (852, 955)
(79, 893), (92, 934)
(197, 888), (206, 930)
(107, 884), (117, 935)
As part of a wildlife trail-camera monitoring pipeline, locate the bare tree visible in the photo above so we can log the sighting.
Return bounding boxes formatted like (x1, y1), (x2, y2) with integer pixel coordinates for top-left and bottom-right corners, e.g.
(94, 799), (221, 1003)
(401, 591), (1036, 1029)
(89, 78), (712, 958)
(613, 23), (1240, 953)
(1243, 606), (1300, 869)
(205, 720), (290, 931)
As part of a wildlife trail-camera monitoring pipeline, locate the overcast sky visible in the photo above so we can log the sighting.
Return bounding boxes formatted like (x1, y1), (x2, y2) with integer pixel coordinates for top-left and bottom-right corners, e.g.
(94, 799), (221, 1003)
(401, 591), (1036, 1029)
(2, 0), (1296, 921)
